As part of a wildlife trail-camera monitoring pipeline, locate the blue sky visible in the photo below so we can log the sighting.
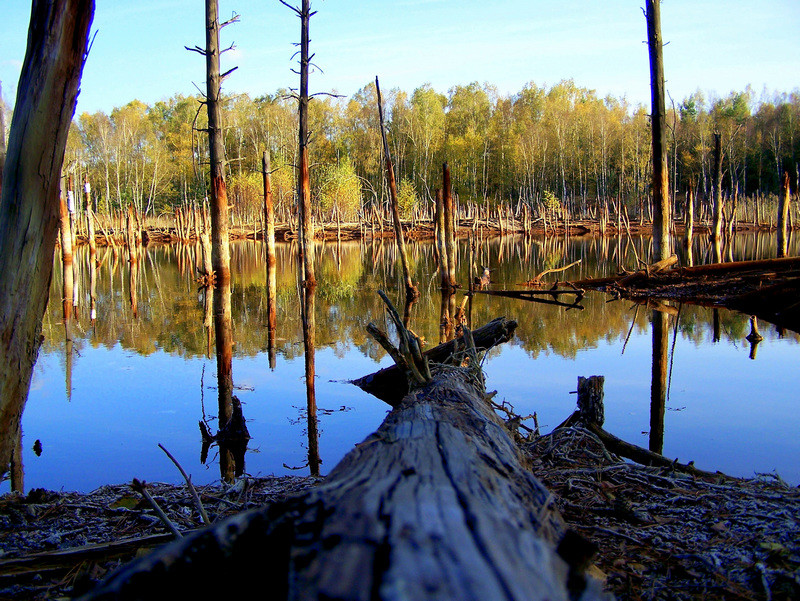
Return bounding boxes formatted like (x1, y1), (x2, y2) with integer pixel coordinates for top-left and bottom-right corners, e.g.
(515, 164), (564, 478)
(1, 0), (799, 115)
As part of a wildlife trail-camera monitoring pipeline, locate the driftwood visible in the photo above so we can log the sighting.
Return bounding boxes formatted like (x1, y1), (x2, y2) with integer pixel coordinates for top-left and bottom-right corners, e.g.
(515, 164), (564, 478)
(567, 256), (800, 334)
(80, 323), (606, 600)
(352, 316), (518, 406)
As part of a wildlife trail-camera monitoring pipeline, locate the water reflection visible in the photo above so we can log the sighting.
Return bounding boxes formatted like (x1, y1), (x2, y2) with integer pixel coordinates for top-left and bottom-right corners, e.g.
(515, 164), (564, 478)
(5, 232), (799, 492)
(649, 309), (669, 454)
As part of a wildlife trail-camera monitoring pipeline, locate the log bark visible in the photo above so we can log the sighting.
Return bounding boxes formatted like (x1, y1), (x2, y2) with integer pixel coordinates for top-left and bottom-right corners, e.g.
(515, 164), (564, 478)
(0, 0), (94, 478)
(80, 364), (605, 601)
(353, 317), (518, 406)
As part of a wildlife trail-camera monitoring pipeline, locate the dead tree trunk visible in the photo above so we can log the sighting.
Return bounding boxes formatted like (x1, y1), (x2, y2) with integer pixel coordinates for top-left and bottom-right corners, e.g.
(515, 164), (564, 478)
(712, 133), (724, 252)
(79, 323), (605, 601)
(125, 204), (138, 264)
(263, 151), (278, 368)
(204, 0), (233, 284)
(197, 0), (239, 479)
(443, 162), (457, 287)
(684, 184), (694, 266)
(646, 0), (670, 262)
(376, 76), (418, 301)
(778, 171), (790, 258)
(0, 0), (93, 478)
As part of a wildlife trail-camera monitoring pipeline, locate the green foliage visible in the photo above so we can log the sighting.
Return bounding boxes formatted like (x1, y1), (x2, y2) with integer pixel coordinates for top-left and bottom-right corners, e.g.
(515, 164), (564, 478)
(317, 158), (362, 220)
(396, 178), (419, 218)
(55, 81), (800, 223)
(542, 190), (561, 215)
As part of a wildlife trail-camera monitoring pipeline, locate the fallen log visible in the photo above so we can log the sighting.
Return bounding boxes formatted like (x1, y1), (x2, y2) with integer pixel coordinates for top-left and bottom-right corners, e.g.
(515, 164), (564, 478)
(80, 333), (606, 600)
(352, 316), (518, 406)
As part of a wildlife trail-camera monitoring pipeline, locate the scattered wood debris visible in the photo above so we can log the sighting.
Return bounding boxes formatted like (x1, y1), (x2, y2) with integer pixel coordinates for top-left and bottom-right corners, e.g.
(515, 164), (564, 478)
(0, 476), (320, 600)
(526, 427), (800, 600)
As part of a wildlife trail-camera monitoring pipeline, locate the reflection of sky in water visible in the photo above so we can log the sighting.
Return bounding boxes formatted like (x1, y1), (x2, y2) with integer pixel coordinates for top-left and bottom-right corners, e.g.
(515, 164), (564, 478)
(5, 235), (799, 492)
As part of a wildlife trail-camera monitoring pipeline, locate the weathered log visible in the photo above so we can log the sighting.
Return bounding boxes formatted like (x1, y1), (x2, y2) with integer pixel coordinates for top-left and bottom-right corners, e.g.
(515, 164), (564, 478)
(353, 316), (517, 406)
(80, 364), (605, 601)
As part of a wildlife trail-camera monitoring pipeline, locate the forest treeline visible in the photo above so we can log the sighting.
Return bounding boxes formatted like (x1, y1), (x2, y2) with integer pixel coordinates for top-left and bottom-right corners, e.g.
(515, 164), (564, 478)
(58, 80), (800, 223)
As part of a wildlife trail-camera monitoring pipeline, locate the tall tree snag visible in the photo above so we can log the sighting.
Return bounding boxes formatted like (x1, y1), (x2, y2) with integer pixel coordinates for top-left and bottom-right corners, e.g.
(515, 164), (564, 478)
(777, 172), (791, 258)
(199, 0), (239, 479)
(376, 76), (418, 301)
(712, 133), (724, 245)
(646, 0), (671, 261)
(443, 162), (457, 287)
(204, 0), (232, 284)
(0, 0), (94, 478)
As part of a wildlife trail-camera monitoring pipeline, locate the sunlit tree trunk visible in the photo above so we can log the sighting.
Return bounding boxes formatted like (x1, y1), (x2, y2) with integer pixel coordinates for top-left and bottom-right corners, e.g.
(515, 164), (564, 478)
(646, 0), (671, 261)
(712, 133), (723, 262)
(204, 0), (236, 480)
(0, 0), (94, 478)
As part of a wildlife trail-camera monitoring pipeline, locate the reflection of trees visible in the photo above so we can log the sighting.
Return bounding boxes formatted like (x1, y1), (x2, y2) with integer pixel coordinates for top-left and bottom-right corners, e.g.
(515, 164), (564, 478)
(39, 238), (799, 364)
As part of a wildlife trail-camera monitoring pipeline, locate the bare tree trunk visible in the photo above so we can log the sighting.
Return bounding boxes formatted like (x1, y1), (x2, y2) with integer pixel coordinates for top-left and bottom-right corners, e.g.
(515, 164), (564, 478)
(778, 172), (791, 258)
(646, 0), (670, 262)
(443, 162), (457, 288)
(711, 134), (724, 263)
(262, 151), (278, 369)
(684, 185), (694, 267)
(0, 0), (93, 478)
(204, 0), (237, 480)
(376, 76), (417, 301)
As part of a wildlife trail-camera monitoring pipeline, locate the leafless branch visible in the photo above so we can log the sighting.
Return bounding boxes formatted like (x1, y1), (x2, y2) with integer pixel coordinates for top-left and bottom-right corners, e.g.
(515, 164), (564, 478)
(220, 13), (241, 28)
(185, 45), (207, 56)
(221, 66), (239, 81)
(131, 479), (183, 539)
(158, 444), (211, 526)
(278, 0), (302, 16)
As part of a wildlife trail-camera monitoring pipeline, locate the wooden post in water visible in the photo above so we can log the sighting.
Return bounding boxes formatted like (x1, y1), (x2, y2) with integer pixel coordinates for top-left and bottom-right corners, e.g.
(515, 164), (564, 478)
(125, 204), (138, 265)
(684, 184), (694, 266)
(443, 162), (457, 289)
(435, 188), (450, 290)
(646, 0), (671, 262)
(778, 172), (791, 258)
(376, 76), (418, 301)
(85, 184), (96, 256)
(712, 133), (724, 262)
(262, 150), (277, 370)
(67, 174), (77, 251)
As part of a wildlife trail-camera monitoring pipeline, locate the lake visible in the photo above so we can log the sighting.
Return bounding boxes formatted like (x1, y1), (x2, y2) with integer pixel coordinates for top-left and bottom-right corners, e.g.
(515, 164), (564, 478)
(3, 231), (798, 493)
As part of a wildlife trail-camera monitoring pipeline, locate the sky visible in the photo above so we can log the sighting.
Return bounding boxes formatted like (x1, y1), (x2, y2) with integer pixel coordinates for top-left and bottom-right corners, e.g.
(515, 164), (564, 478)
(1, 0), (799, 116)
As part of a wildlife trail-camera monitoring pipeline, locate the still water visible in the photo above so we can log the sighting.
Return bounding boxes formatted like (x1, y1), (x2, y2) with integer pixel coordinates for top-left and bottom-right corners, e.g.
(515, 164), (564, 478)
(4, 233), (799, 492)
